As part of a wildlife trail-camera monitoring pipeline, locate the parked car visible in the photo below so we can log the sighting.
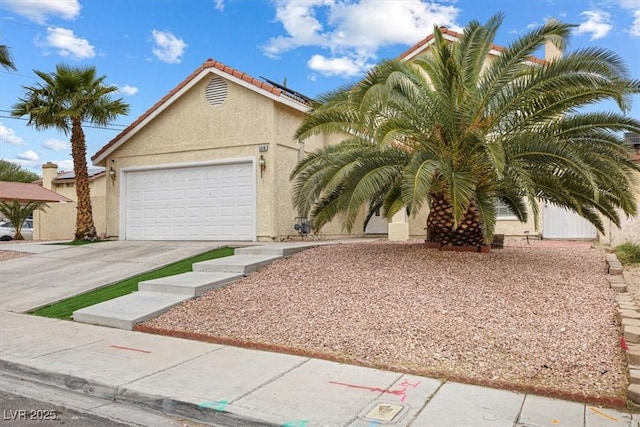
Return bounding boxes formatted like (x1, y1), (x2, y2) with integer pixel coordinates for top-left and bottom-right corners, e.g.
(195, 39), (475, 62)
(0, 218), (34, 241)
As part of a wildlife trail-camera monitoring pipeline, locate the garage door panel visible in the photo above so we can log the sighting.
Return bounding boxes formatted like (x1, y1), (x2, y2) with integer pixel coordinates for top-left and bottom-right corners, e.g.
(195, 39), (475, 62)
(125, 162), (255, 241)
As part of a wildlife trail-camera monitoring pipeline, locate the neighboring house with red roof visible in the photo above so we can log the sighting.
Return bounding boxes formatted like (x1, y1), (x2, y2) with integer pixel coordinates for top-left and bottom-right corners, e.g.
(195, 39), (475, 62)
(91, 28), (637, 244)
(31, 162), (107, 240)
(0, 180), (71, 203)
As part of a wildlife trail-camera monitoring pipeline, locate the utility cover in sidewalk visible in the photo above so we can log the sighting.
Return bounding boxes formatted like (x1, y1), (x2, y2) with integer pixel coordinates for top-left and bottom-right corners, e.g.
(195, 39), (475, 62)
(364, 402), (404, 422)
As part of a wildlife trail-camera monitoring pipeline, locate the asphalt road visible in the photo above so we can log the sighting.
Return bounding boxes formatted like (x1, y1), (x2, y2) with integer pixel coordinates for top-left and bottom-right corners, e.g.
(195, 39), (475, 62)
(0, 389), (133, 426)
(0, 374), (212, 427)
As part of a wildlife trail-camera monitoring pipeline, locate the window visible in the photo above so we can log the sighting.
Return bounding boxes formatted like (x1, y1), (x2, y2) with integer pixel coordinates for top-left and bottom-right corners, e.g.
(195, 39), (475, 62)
(496, 200), (516, 219)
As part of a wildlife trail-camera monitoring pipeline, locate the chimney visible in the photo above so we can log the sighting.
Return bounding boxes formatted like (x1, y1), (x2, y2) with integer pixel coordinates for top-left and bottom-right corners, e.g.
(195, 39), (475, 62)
(42, 162), (58, 190)
(544, 40), (562, 62)
(544, 18), (562, 62)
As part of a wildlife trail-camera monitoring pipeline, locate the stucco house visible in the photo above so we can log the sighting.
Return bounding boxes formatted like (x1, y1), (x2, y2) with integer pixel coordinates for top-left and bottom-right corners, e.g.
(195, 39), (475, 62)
(91, 60), (345, 241)
(92, 27), (637, 243)
(599, 133), (640, 246)
(32, 162), (107, 240)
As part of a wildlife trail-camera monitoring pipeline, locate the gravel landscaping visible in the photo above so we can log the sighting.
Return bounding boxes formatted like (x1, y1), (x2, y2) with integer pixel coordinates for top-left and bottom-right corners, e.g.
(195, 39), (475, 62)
(0, 249), (31, 262)
(143, 241), (627, 403)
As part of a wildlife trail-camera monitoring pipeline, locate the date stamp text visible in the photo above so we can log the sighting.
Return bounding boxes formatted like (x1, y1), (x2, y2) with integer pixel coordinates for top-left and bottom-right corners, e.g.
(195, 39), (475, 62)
(3, 409), (59, 421)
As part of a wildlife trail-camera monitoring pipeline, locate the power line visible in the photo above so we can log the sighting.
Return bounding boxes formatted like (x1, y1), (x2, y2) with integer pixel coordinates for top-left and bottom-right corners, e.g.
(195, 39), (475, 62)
(0, 114), (127, 131)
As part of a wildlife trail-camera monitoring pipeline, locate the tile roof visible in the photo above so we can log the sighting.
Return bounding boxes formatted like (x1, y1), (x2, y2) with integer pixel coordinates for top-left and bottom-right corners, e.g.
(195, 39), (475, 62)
(398, 26), (547, 65)
(92, 59), (311, 165)
(0, 181), (72, 203)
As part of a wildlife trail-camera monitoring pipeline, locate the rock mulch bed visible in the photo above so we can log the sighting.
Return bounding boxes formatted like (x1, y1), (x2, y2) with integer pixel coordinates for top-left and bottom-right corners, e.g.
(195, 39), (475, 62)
(140, 242), (628, 407)
(0, 250), (32, 262)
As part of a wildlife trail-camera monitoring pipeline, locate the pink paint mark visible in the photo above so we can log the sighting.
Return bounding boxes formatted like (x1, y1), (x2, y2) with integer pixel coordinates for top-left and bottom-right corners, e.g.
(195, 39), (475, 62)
(329, 379), (421, 402)
(110, 345), (152, 354)
(398, 379), (421, 389)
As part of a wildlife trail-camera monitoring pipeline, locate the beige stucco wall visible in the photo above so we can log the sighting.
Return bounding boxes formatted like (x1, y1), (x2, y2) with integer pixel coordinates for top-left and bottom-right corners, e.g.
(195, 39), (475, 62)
(599, 173), (640, 246)
(33, 176), (107, 240)
(600, 213), (640, 247)
(495, 202), (540, 238)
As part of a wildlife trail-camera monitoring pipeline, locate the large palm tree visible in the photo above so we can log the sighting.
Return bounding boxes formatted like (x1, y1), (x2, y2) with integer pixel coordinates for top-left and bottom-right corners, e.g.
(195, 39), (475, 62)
(12, 65), (129, 240)
(291, 14), (640, 248)
(0, 44), (16, 71)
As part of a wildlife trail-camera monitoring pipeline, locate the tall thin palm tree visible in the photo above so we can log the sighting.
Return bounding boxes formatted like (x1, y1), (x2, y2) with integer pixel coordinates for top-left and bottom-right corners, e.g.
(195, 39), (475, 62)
(12, 65), (129, 240)
(291, 14), (640, 248)
(0, 44), (16, 71)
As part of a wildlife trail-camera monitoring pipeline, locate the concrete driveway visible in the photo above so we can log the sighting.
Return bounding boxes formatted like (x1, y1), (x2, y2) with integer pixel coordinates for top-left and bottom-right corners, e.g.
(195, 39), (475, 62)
(0, 240), (231, 313)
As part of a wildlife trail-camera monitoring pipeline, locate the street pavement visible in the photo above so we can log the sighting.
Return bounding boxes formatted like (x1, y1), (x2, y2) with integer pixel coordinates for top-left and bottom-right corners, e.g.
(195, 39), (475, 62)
(0, 240), (636, 426)
(0, 372), (209, 426)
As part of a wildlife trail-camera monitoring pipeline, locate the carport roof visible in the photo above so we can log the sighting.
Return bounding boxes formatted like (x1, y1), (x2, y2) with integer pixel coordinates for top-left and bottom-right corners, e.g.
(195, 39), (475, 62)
(0, 181), (72, 203)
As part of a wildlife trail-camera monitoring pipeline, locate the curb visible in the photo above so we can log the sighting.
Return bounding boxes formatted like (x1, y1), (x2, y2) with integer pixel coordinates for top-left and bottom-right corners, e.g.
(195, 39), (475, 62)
(0, 358), (277, 427)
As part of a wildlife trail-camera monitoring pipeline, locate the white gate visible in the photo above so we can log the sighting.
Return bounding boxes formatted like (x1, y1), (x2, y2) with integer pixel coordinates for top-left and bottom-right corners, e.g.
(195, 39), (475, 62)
(365, 209), (388, 234)
(543, 204), (597, 239)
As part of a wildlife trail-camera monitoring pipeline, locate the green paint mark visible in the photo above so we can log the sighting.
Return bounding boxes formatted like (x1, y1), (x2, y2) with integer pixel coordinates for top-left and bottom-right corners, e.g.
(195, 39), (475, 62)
(198, 400), (228, 411)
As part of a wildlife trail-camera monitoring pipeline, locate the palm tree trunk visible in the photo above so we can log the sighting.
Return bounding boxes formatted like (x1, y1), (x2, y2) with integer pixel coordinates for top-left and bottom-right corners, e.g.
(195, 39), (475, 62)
(71, 118), (97, 240)
(427, 194), (485, 247)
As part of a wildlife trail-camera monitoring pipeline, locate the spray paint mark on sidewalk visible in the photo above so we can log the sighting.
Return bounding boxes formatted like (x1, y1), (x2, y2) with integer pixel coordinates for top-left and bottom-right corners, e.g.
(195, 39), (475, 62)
(198, 400), (228, 411)
(588, 407), (618, 421)
(329, 378), (421, 402)
(283, 420), (308, 427)
(110, 345), (152, 354)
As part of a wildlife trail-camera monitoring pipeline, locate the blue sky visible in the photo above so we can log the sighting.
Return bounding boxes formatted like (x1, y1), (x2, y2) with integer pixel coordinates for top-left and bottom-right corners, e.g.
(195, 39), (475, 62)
(0, 0), (639, 174)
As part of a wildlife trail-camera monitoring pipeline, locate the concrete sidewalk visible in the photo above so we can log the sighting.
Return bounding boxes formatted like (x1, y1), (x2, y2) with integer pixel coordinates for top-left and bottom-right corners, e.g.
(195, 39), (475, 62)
(0, 311), (635, 426)
(0, 239), (636, 426)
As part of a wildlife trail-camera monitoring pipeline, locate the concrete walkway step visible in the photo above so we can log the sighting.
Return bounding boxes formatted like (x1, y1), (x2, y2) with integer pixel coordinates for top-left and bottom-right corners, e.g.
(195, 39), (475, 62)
(73, 292), (190, 330)
(192, 254), (282, 274)
(138, 271), (244, 296)
(235, 243), (318, 257)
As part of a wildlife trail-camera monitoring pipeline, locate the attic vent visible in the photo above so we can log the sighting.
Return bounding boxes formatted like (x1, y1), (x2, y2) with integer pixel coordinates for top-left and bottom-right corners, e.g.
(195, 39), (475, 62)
(205, 77), (228, 106)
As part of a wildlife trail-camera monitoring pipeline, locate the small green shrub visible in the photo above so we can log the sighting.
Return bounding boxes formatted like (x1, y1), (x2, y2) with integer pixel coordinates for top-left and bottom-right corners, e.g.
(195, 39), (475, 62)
(615, 242), (640, 265)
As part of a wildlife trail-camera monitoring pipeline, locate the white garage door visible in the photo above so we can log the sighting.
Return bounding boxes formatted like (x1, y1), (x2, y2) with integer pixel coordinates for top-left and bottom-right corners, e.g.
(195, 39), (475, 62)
(124, 162), (255, 241)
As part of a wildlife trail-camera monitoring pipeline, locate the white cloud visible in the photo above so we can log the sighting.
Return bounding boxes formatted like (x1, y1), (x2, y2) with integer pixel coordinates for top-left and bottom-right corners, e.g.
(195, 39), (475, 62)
(576, 10), (612, 40)
(630, 10), (640, 37)
(37, 27), (95, 59)
(214, 0), (224, 10)
(151, 30), (187, 64)
(308, 54), (370, 76)
(41, 138), (68, 151)
(17, 150), (39, 161)
(0, 0), (80, 24)
(0, 123), (24, 145)
(54, 159), (74, 171)
(615, 0), (640, 37)
(263, 0), (461, 77)
(118, 84), (139, 96)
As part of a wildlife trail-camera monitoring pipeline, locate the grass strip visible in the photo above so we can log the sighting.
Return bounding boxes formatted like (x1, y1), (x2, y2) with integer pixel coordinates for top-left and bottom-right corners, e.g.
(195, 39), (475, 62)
(53, 239), (111, 246)
(616, 242), (640, 266)
(29, 246), (234, 320)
